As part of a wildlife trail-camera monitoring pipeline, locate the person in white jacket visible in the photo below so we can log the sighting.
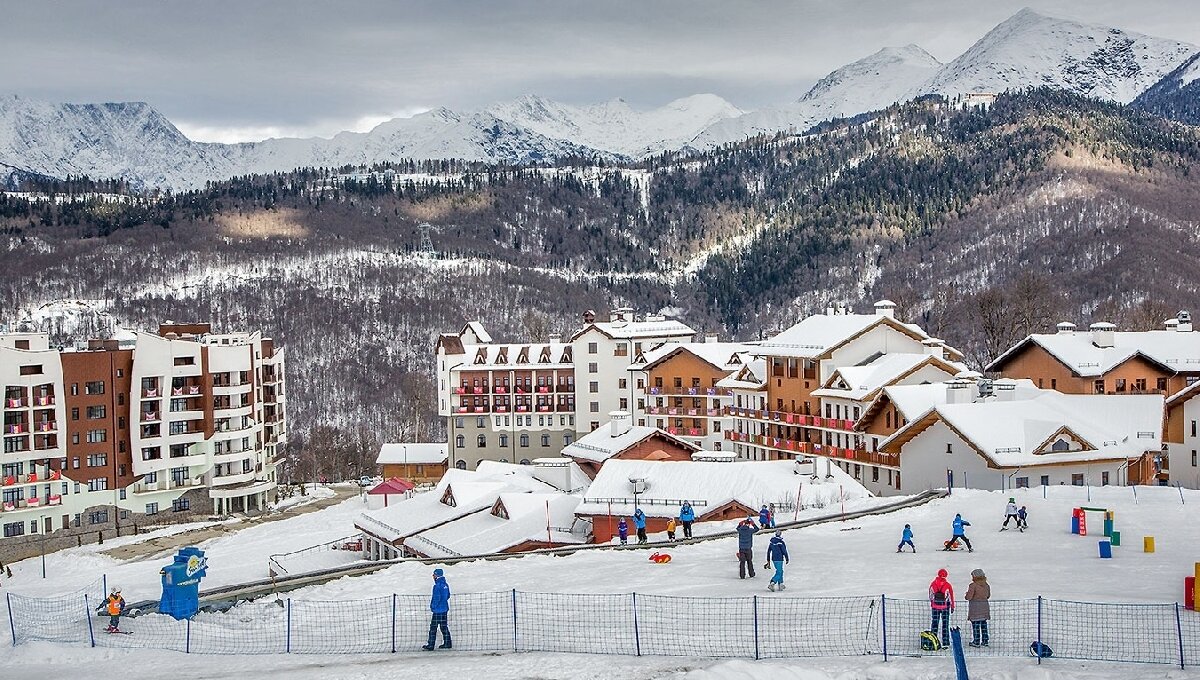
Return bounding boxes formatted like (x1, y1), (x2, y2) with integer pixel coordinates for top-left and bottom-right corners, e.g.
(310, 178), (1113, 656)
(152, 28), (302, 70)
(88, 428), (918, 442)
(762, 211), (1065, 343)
(1000, 498), (1020, 530)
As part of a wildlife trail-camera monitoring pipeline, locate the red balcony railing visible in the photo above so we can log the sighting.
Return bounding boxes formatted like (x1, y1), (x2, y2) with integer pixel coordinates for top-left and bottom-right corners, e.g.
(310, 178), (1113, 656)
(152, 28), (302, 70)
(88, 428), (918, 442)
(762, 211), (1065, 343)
(454, 387), (466, 395)
(34, 396), (54, 406)
(646, 386), (733, 397)
(5, 398), (24, 409)
(724, 407), (859, 433)
(6, 424), (23, 434)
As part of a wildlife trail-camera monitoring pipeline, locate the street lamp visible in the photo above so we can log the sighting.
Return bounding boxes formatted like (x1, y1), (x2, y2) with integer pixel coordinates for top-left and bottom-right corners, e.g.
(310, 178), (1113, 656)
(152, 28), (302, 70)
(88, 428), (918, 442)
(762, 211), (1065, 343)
(39, 513), (47, 579)
(629, 477), (646, 512)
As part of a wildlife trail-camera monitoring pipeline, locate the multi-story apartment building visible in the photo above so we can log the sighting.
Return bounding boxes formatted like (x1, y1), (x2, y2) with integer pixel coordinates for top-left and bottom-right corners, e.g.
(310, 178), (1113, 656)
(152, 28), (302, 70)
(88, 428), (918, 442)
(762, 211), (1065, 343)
(435, 310), (697, 470)
(1165, 381), (1200, 488)
(0, 323), (285, 559)
(722, 300), (964, 494)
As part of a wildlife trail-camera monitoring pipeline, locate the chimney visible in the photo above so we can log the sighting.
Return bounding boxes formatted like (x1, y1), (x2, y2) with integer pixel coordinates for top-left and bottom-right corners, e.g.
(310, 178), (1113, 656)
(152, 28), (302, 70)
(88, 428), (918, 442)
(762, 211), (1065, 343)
(994, 378), (1018, 401)
(1090, 322), (1115, 348)
(1056, 322), (1077, 335)
(1178, 311), (1193, 333)
(548, 333), (562, 344)
(945, 379), (973, 405)
(582, 310), (596, 324)
(1166, 318), (1180, 331)
(921, 338), (945, 360)
(874, 299), (897, 319)
(609, 410), (632, 438)
(826, 306), (835, 317)
(704, 333), (719, 344)
(836, 304), (848, 316)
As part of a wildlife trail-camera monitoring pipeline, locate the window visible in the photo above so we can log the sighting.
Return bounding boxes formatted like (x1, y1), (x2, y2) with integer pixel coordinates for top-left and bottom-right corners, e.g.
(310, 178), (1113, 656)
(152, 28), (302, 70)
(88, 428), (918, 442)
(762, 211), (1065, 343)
(588, 342), (597, 354)
(476, 434), (486, 447)
(1093, 380), (1104, 394)
(1050, 379), (1057, 389)
(1114, 378), (1126, 393)
(1016, 477), (1029, 488)
(589, 381), (599, 393)
(3, 522), (24, 538)
(116, 368), (124, 378)
(14, 340), (29, 350)
(1101, 471), (1110, 486)
(455, 460), (467, 470)
(87, 454), (107, 467)
(88, 510), (109, 525)
(173, 357), (195, 366)
(84, 381), (105, 395)
(455, 417), (464, 428)
(590, 402), (599, 413)
(1192, 450), (1196, 467)
(172, 498), (190, 512)
(619, 398), (628, 410)
(476, 417), (485, 428)
(87, 405), (106, 419)
(499, 434), (508, 447)
(19, 364), (43, 375)
(71, 407), (80, 421)
(87, 478), (108, 492)
(945, 443), (952, 454)
(618, 379), (627, 389)
(564, 433), (574, 446)
(71, 383), (78, 396)
(1192, 421), (1197, 438)
(1040, 475), (1050, 486)
(1135, 378), (1146, 392)
(1071, 473), (1084, 486)
(520, 434), (529, 448)
(541, 434), (550, 447)
(871, 467), (879, 482)
(1158, 378), (1169, 392)
(86, 429), (106, 443)
(588, 362), (598, 374)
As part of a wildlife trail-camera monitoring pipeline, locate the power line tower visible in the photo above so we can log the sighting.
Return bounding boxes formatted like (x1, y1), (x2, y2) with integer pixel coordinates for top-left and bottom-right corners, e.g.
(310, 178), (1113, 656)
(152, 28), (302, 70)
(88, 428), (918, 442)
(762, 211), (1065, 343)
(417, 222), (439, 255)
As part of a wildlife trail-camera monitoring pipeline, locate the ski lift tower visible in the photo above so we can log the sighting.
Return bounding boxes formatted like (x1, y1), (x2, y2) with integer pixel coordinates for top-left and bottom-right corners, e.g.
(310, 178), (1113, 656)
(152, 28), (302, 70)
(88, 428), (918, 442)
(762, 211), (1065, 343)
(417, 222), (440, 255)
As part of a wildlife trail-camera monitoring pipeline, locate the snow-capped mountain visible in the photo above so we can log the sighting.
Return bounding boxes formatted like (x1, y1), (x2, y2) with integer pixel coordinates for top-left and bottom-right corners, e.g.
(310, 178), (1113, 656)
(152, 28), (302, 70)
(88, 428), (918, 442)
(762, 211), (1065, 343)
(910, 8), (1197, 104)
(1131, 52), (1200, 125)
(486, 94), (742, 157)
(690, 45), (942, 149)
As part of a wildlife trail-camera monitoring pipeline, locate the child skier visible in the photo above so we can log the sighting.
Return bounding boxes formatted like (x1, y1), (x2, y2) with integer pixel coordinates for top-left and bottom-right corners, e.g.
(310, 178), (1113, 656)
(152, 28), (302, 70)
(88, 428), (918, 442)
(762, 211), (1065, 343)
(759, 504), (773, 529)
(666, 518), (677, 541)
(897, 524), (916, 553)
(633, 508), (648, 544)
(1001, 498), (1019, 530)
(943, 514), (973, 552)
(105, 587), (126, 633)
(617, 517), (629, 545)
(1017, 506), (1028, 531)
(766, 530), (789, 591)
(928, 569), (955, 648)
(679, 501), (695, 539)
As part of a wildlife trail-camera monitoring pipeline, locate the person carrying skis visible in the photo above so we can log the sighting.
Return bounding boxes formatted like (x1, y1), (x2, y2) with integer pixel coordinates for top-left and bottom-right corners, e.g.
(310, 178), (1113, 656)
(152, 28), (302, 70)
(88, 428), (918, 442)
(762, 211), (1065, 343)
(736, 515), (759, 579)
(965, 568), (991, 647)
(944, 513), (973, 552)
(759, 505), (772, 529)
(105, 587), (126, 633)
(928, 568), (955, 648)
(666, 518), (677, 541)
(679, 502), (695, 539)
(897, 523), (916, 553)
(617, 517), (629, 545)
(1017, 506), (1029, 531)
(422, 568), (452, 650)
(765, 530), (789, 591)
(1001, 498), (1019, 530)
(633, 508), (648, 544)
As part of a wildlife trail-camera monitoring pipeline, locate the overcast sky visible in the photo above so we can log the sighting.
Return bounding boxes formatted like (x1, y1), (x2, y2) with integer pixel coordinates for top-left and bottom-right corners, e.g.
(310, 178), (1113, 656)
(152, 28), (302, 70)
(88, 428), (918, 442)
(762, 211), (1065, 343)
(3, 0), (1197, 143)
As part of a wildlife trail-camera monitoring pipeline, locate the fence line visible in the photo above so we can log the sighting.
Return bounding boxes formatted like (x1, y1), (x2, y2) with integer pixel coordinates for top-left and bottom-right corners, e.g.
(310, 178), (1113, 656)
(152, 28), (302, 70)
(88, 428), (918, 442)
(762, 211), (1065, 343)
(9, 587), (1200, 669)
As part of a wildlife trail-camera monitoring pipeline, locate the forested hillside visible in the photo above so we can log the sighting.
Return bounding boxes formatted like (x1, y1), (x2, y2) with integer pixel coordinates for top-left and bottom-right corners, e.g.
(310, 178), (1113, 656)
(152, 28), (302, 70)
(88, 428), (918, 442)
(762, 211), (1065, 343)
(3, 90), (1199, 477)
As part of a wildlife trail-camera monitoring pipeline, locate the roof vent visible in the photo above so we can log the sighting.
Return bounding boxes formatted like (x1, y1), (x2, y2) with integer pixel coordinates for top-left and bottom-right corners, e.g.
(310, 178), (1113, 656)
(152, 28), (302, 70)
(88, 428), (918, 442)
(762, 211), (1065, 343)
(1090, 322), (1115, 348)
(1056, 322), (1077, 335)
(1178, 311), (1193, 333)
(874, 299), (896, 319)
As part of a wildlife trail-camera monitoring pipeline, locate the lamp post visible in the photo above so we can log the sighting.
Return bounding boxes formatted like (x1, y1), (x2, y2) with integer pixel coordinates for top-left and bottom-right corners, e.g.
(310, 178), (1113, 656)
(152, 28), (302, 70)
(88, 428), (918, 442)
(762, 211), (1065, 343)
(629, 477), (645, 512)
(40, 513), (47, 578)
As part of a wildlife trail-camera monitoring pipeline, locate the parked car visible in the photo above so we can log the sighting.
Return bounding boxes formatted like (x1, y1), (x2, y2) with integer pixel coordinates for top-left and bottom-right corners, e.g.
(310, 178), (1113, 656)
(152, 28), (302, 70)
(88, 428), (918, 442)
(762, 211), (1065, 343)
(358, 475), (373, 487)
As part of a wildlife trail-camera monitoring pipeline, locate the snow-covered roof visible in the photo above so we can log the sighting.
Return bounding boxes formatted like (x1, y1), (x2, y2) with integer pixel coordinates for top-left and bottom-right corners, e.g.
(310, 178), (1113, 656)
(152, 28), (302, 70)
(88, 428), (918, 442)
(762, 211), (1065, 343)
(717, 358), (768, 390)
(458, 342), (574, 369)
(463, 322), (492, 343)
(561, 423), (700, 463)
(576, 459), (869, 519)
(573, 318), (696, 341)
(865, 379), (1042, 425)
(987, 330), (1200, 378)
(634, 341), (754, 372)
(882, 391), (1164, 467)
(376, 443), (447, 466)
(813, 353), (964, 401)
(754, 312), (942, 359)
(355, 466), (552, 542)
(406, 492), (586, 558)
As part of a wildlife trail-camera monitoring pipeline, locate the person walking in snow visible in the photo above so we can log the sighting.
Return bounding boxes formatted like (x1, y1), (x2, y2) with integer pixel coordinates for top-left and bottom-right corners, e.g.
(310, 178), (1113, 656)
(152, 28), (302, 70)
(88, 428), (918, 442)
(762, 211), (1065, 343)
(666, 518), (677, 541)
(928, 569), (955, 648)
(944, 513), (973, 552)
(759, 504), (773, 529)
(679, 502), (695, 539)
(423, 568), (452, 650)
(897, 524), (916, 553)
(736, 516), (759, 579)
(633, 508), (648, 544)
(1001, 498), (1019, 530)
(965, 568), (991, 647)
(1017, 506), (1029, 531)
(105, 587), (126, 633)
(766, 530), (789, 591)
(617, 517), (629, 545)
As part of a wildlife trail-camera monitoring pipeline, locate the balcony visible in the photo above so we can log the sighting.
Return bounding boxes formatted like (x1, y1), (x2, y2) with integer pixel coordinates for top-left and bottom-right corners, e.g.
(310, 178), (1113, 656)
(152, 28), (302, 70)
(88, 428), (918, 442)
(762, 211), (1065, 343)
(646, 386), (733, 397)
(4, 398), (25, 409)
(5, 423), (25, 435)
(515, 405), (530, 413)
(495, 406), (509, 413)
(556, 403), (574, 412)
(33, 395), (54, 407)
(454, 387), (467, 395)
(666, 427), (705, 437)
(535, 386), (552, 394)
(142, 388), (159, 398)
(723, 431), (897, 466)
(723, 407), (857, 433)
(536, 405), (551, 413)
(555, 384), (573, 393)
(141, 411), (160, 423)
(494, 386), (508, 394)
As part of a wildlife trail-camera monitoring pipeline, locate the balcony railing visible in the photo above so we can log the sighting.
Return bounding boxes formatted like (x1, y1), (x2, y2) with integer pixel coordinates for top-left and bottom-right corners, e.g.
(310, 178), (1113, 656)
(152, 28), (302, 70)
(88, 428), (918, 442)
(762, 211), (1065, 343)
(35, 421), (56, 432)
(141, 411), (160, 422)
(723, 431), (897, 466)
(646, 406), (721, 417)
(666, 427), (705, 437)
(646, 386), (733, 397)
(555, 384), (573, 393)
(5, 424), (24, 434)
(4, 398), (24, 409)
(556, 403), (574, 412)
(33, 396), (54, 406)
(143, 388), (159, 398)
(724, 407), (857, 433)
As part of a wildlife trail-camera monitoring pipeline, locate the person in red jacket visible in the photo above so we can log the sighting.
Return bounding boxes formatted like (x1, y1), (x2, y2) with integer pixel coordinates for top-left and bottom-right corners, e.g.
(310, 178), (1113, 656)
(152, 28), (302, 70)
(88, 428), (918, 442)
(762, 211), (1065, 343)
(928, 568), (954, 647)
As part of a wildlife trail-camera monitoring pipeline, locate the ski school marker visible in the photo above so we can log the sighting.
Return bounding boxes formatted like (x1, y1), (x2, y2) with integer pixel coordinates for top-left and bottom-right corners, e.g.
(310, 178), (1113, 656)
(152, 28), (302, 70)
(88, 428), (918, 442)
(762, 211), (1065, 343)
(648, 552), (672, 563)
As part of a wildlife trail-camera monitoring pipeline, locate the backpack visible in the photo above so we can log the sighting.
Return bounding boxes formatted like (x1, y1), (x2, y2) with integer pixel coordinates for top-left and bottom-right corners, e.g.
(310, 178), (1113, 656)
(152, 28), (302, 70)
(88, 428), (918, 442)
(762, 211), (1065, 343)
(1029, 641), (1053, 658)
(932, 583), (949, 604)
(920, 631), (942, 651)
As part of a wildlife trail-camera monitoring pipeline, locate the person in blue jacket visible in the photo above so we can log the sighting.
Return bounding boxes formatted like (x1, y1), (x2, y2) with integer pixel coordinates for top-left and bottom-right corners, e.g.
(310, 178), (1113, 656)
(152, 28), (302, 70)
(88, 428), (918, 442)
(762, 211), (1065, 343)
(759, 505), (771, 529)
(943, 513), (973, 552)
(423, 568), (452, 650)
(897, 523), (916, 553)
(765, 530), (789, 591)
(736, 516), (759, 579)
(633, 508), (648, 544)
(679, 501), (696, 539)
(617, 517), (629, 545)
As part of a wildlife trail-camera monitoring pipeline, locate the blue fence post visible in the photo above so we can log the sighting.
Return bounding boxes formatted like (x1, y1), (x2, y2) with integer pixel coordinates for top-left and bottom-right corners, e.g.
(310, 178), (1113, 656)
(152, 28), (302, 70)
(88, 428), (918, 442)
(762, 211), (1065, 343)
(950, 627), (969, 680)
(1036, 596), (1043, 665)
(881, 595), (888, 662)
(102, 574), (107, 600)
(285, 598), (292, 653)
(186, 617), (191, 654)
(632, 592), (641, 657)
(511, 589), (518, 652)
(391, 594), (397, 654)
(753, 595), (760, 660)
(1177, 602), (1186, 669)
(83, 594), (95, 648)
(7, 592), (17, 646)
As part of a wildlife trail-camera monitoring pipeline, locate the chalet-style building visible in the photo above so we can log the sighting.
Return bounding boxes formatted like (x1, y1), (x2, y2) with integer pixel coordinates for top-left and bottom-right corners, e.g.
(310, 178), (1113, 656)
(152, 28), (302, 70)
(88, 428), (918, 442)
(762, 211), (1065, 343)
(561, 411), (701, 479)
(375, 442), (447, 484)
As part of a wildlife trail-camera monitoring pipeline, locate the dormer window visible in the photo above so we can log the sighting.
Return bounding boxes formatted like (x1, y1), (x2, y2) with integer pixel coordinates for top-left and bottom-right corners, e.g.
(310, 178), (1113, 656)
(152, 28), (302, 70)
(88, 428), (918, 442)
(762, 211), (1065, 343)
(440, 488), (456, 507)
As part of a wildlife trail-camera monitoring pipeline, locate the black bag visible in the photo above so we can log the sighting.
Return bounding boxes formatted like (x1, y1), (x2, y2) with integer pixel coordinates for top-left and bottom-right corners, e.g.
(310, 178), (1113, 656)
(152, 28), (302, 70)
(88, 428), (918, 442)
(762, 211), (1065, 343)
(1029, 641), (1053, 658)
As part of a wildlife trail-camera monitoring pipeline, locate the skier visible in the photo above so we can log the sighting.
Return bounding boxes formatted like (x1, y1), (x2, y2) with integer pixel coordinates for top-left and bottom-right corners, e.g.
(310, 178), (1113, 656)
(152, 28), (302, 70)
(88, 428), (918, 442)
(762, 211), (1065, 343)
(766, 530), (789, 591)
(1001, 498), (1019, 530)
(943, 513), (973, 552)
(422, 568), (452, 650)
(928, 568), (955, 648)
(897, 523), (916, 553)
(1017, 506), (1029, 531)
(736, 515), (759, 579)
(759, 504), (772, 529)
(617, 517), (629, 545)
(105, 587), (126, 633)
(965, 568), (991, 647)
(633, 508), (648, 544)
(679, 501), (695, 539)
(666, 517), (677, 541)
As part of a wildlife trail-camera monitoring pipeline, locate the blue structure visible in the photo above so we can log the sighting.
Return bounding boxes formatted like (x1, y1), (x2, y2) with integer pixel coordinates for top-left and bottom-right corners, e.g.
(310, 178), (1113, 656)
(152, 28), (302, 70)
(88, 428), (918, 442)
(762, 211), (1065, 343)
(159, 547), (208, 620)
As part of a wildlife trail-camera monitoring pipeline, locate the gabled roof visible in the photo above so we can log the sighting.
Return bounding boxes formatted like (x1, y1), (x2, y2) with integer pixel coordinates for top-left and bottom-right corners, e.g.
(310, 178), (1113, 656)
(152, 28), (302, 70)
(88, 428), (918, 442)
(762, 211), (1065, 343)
(570, 318), (696, 342)
(813, 353), (964, 402)
(634, 341), (754, 373)
(1167, 379), (1200, 411)
(561, 423), (701, 464)
(376, 443), (447, 466)
(462, 322), (492, 343)
(880, 392), (1164, 468)
(717, 358), (768, 390)
(459, 342), (573, 369)
(368, 478), (415, 495)
(406, 492), (586, 558)
(436, 334), (465, 355)
(576, 460), (868, 519)
(987, 330), (1200, 377)
(753, 312), (960, 361)
(857, 379), (1040, 429)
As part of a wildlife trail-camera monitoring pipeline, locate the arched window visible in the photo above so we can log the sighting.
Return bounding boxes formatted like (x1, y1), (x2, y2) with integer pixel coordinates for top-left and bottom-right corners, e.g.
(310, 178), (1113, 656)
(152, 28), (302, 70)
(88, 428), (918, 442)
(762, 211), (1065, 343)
(499, 458), (509, 464)
(499, 434), (509, 447)
(1052, 439), (1070, 452)
(520, 458), (531, 465)
(455, 459), (467, 470)
(476, 434), (486, 447)
(455, 435), (464, 448)
(520, 434), (529, 447)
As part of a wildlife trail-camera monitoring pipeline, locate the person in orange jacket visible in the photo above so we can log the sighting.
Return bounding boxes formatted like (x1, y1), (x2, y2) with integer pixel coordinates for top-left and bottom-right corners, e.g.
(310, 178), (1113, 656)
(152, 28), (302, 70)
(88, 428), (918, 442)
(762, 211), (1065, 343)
(105, 587), (126, 632)
(666, 518), (678, 541)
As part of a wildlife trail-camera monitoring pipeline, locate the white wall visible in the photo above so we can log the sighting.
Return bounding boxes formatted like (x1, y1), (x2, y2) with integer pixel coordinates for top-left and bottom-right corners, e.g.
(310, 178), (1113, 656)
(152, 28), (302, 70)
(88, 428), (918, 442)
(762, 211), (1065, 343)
(1171, 398), (1200, 489)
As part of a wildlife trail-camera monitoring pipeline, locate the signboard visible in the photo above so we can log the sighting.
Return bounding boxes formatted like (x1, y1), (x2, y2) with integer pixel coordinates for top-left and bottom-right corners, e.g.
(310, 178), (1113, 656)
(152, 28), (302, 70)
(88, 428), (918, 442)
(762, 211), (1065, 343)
(159, 546), (208, 620)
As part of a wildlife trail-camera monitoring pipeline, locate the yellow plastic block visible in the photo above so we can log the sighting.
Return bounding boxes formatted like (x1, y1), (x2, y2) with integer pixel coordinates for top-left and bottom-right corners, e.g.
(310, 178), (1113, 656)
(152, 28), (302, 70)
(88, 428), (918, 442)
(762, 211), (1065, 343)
(1144, 536), (1155, 553)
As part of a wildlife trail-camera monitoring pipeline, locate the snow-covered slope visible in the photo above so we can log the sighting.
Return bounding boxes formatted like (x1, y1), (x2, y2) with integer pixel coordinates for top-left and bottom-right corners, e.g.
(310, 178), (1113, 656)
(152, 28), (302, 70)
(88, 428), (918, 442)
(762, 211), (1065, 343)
(1131, 51), (1200, 125)
(487, 93), (743, 157)
(911, 7), (1197, 103)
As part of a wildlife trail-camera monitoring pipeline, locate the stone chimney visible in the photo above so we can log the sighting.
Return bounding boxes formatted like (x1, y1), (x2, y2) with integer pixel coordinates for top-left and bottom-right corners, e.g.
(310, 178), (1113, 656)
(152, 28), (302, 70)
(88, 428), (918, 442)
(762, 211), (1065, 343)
(874, 299), (897, 319)
(921, 338), (945, 360)
(1090, 322), (1115, 348)
(1056, 322), (1076, 335)
(1178, 311), (1193, 333)
(609, 410), (632, 438)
